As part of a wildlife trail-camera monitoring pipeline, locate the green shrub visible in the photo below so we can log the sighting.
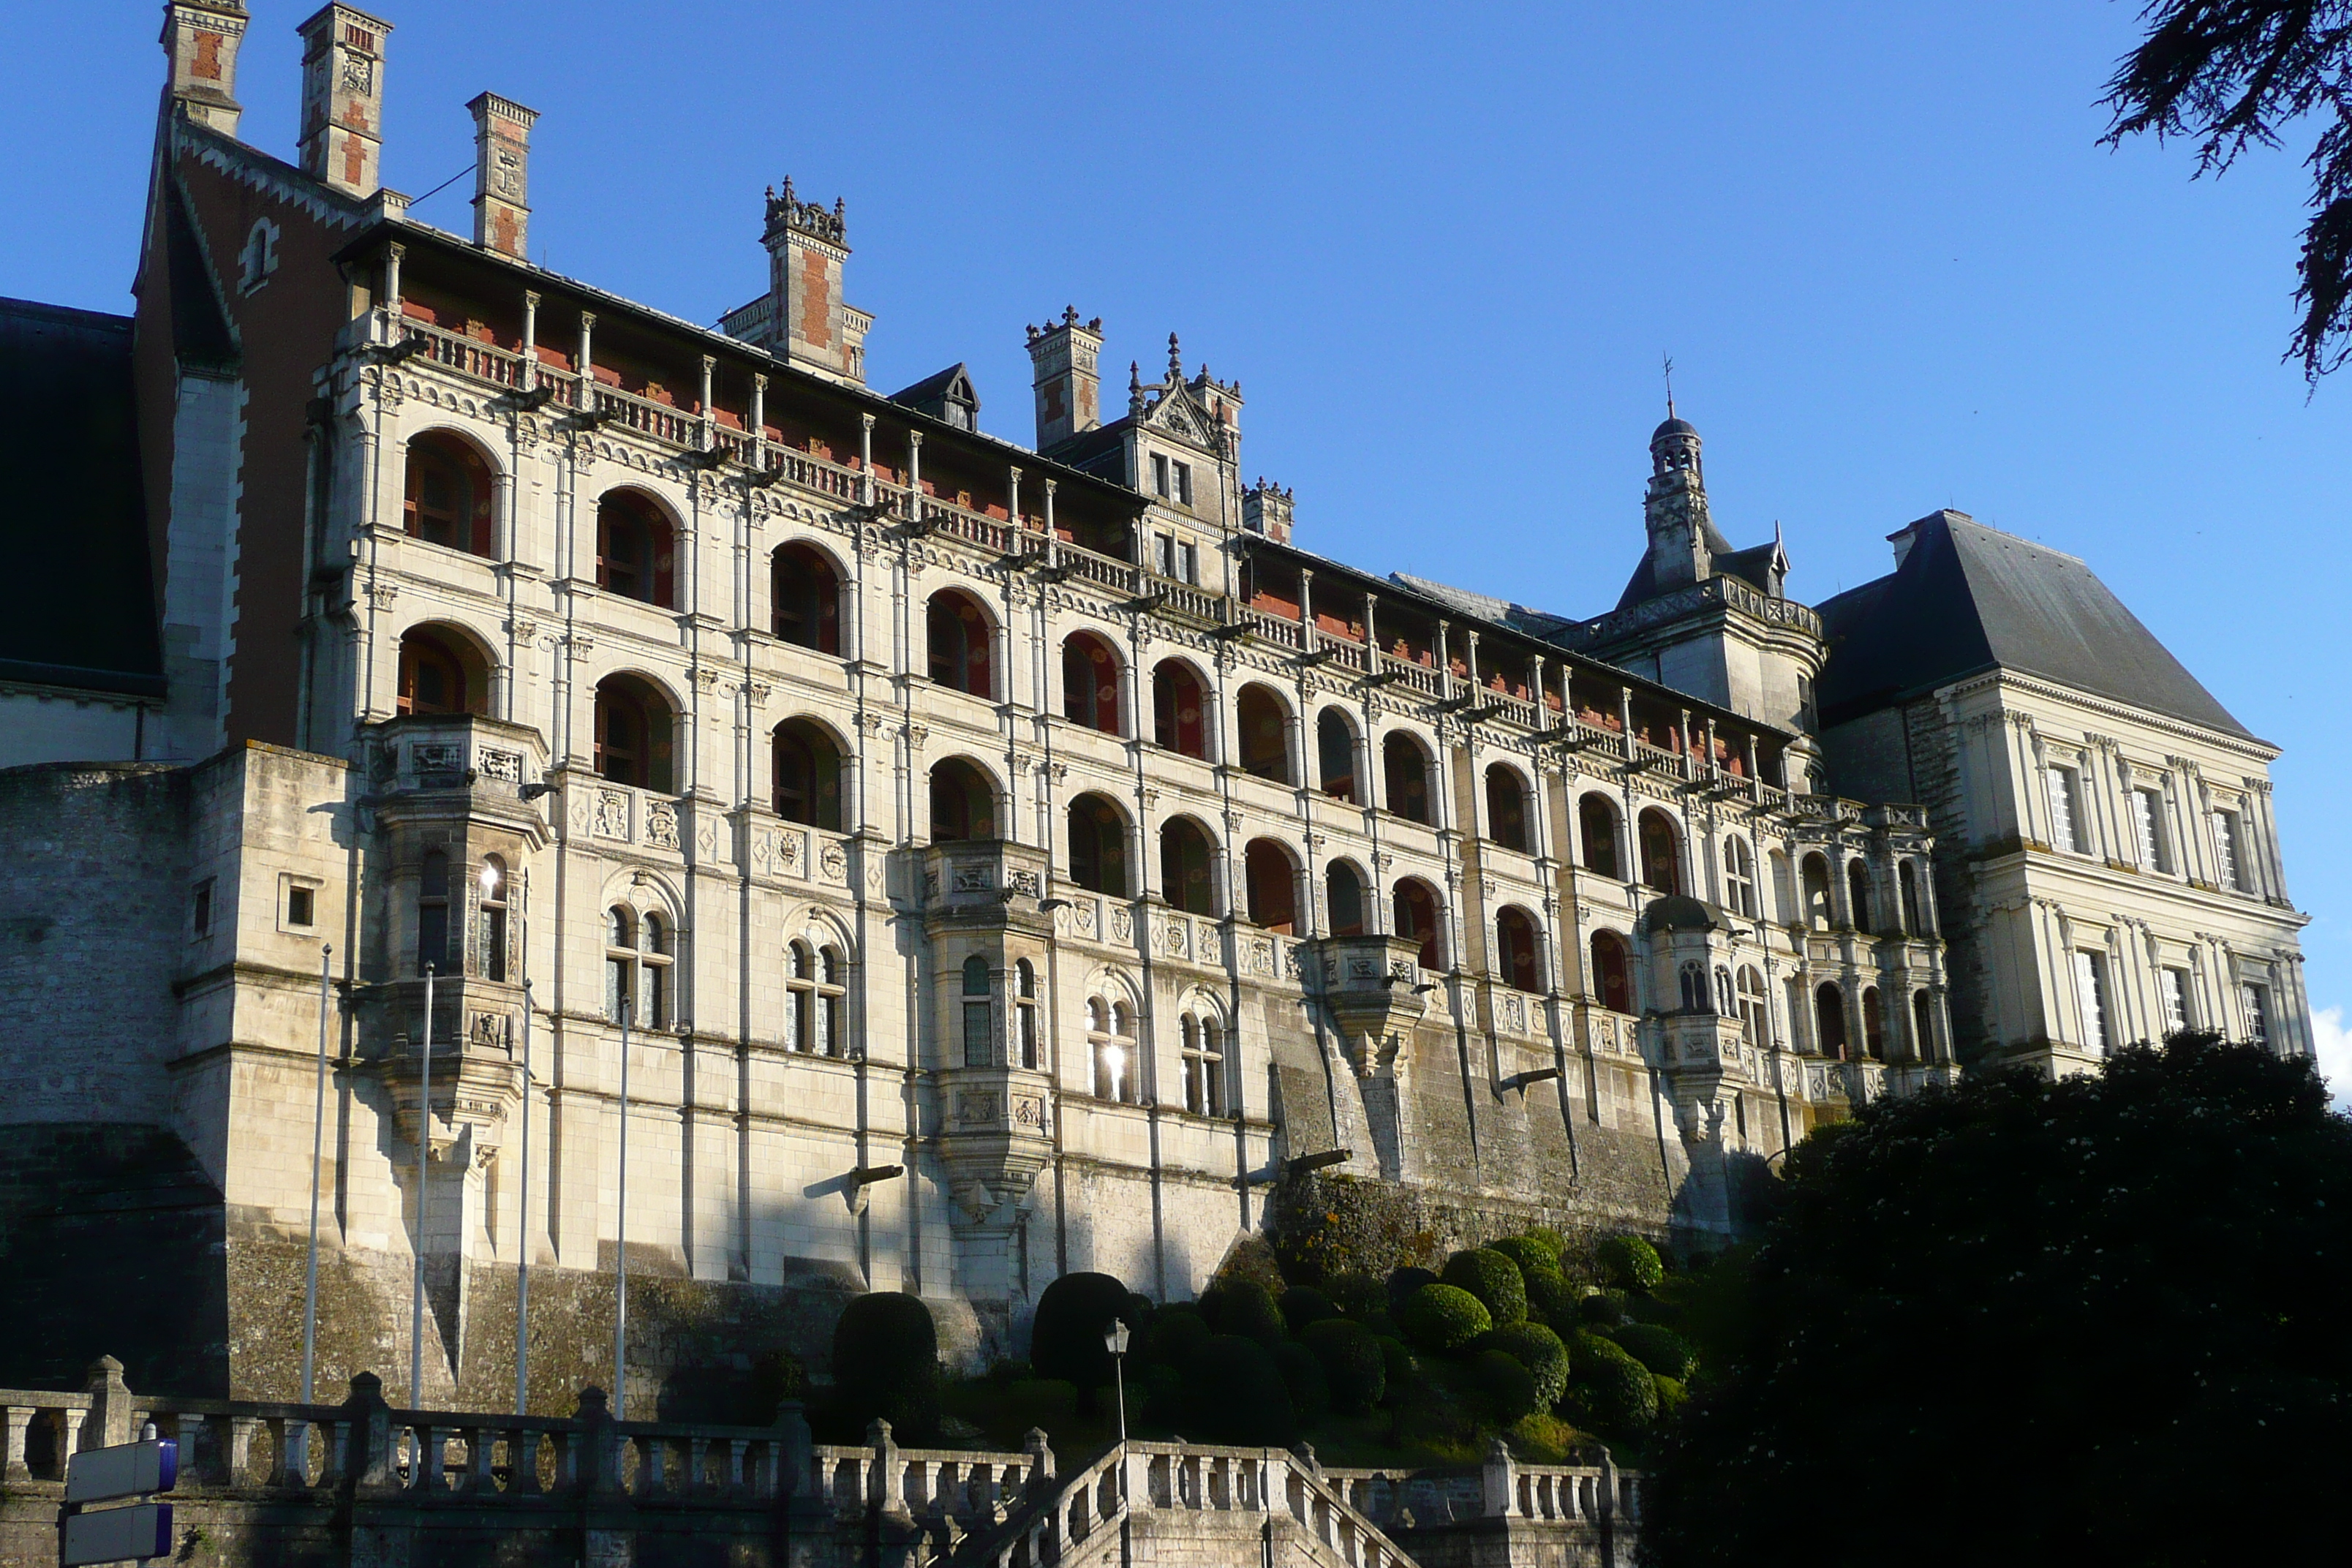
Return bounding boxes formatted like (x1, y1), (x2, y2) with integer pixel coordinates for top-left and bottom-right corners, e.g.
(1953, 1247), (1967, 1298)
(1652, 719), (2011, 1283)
(1441, 1248), (1528, 1327)
(1324, 1272), (1387, 1319)
(1521, 1263), (1579, 1332)
(1469, 1347), (1539, 1423)
(1613, 1322), (1697, 1380)
(1653, 1373), (1688, 1422)
(1376, 1335), (1420, 1398)
(1387, 1265), (1439, 1313)
(1595, 1235), (1665, 1293)
(1567, 1330), (1657, 1433)
(1202, 1277), (1286, 1344)
(833, 1292), (941, 1439)
(1030, 1273), (1135, 1406)
(1183, 1335), (1296, 1445)
(1482, 1322), (1569, 1407)
(1140, 1362), (1186, 1425)
(1523, 1226), (1569, 1267)
(749, 1348), (808, 1416)
(1281, 1286), (1339, 1332)
(1400, 1282), (1491, 1353)
(1359, 1309), (1401, 1341)
(1274, 1340), (1330, 1422)
(1144, 1305), (1212, 1369)
(1577, 1288), (1628, 1327)
(1488, 1235), (1558, 1282)
(1301, 1317), (1387, 1413)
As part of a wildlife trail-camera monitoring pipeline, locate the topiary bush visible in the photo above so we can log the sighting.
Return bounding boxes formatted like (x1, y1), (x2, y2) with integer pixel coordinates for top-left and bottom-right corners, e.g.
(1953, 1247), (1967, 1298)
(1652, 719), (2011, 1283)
(1274, 1339), (1330, 1422)
(1596, 1234), (1665, 1293)
(1523, 1226), (1570, 1267)
(1469, 1347), (1540, 1424)
(1376, 1335), (1420, 1398)
(1577, 1288), (1628, 1327)
(1400, 1281), (1492, 1353)
(1183, 1335), (1296, 1445)
(1387, 1265), (1439, 1313)
(1567, 1329), (1658, 1433)
(1324, 1272), (1387, 1320)
(1521, 1262), (1579, 1333)
(833, 1292), (941, 1439)
(1441, 1248), (1528, 1327)
(1482, 1322), (1569, 1407)
(1281, 1286), (1339, 1333)
(1614, 1322), (1697, 1380)
(1030, 1272), (1135, 1411)
(1488, 1235), (1557, 1283)
(1302, 1317), (1388, 1413)
(1144, 1304), (1211, 1370)
(1202, 1277), (1286, 1344)
(1653, 1373), (1688, 1422)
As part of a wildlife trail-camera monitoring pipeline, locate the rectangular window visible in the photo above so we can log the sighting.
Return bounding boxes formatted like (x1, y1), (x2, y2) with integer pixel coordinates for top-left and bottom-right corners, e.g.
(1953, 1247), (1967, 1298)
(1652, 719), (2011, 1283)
(2046, 766), (2081, 853)
(1150, 453), (1170, 498)
(1174, 461), (1193, 506)
(2130, 787), (2165, 870)
(2160, 967), (2190, 1036)
(287, 886), (315, 928)
(1179, 540), (1199, 584)
(2242, 982), (2272, 1048)
(192, 878), (215, 939)
(2073, 949), (2111, 1055)
(2212, 810), (2242, 891)
(963, 1000), (993, 1067)
(1155, 532), (1176, 578)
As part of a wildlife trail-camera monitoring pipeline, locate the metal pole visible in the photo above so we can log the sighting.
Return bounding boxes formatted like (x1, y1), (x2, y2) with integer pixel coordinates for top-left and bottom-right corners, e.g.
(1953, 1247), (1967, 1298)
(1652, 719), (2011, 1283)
(515, 976), (533, 1416)
(301, 943), (333, 1406)
(613, 985), (631, 1418)
(410, 963), (434, 1411)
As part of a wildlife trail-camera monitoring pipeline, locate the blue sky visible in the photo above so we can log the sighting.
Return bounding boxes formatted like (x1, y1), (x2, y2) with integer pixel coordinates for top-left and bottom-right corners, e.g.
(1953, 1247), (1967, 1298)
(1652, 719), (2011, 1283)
(6, 2), (2348, 1093)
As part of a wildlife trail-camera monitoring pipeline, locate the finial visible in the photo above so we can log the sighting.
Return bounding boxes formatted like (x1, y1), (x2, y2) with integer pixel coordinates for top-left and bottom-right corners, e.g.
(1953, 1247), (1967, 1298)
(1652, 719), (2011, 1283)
(1063, 304), (1079, 327)
(1129, 361), (1142, 392)
(1167, 333), (1183, 382)
(1663, 352), (1676, 419)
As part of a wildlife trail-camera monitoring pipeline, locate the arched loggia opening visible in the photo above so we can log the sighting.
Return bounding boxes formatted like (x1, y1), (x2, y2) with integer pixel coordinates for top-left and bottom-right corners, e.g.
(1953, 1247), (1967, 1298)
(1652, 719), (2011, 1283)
(396, 625), (491, 717)
(772, 542), (843, 652)
(1244, 840), (1298, 933)
(1327, 860), (1367, 938)
(594, 674), (675, 792)
(1579, 794), (1622, 878)
(772, 717), (843, 829)
(1384, 734), (1433, 824)
(926, 591), (995, 698)
(1486, 764), (1531, 851)
(1236, 684), (1293, 783)
(1153, 660), (1209, 758)
(403, 431), (496, 557)
(596, 490), (676, 607)
(1067, 794), (1130, 897)
(1318, 709), (1360, 802)
(1590, 930), (1631, 1014)
(929, 757), (998, 842)
(1814, 981), (1849, 1060)
(1062, 632), (1123, 735)
(1393, 877), (1444, 970)
(1637, 808), (1681, 895)
(1160, 817), (1217, 916)
(1496, 906), (1542, 991)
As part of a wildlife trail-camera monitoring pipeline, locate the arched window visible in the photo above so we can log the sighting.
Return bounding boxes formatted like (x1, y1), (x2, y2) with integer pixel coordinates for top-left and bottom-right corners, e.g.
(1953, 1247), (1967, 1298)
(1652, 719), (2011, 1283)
(1392, 878), (1442, 970)
(1814, 981), (1848, 1060)
(962, 955), (994, 1067)
(477, 856), (509, 982)
(1862, 985), (1885, 1061)
(1801, 853), (1833, 930)
(1637, 809), (1681, 895)
(1737, 965), (1768, 1045)
(1327, 861), (1366, 938)
(785, 941), (816, 1053)
(1716, 966), (1736, 1016)
(1496, 907), (1541, 992)
(1579, 795), (1621, 878)
(772, 543), (842, 652)
(1485, 765), (1530, 852)
(772, 718), (843, 829)
(926, 591), (994, 698)
(404, 432), (494, 557)
(416, 849), (450, 975)
(596, 491), (675, 607)
(1087, 995), (1137, 1104)
(1152, 661), (1209, 758)
(1383, 734), (1432, 824)
(1014, 960), (1040, 1069)
(1182, 1012), (1226, 1117)
(929, 758), (997, 842)
(1235, 685), (1292, 783)
(1068, 794), (1128, 897)
(1160, 818), (1215, 916)
(595, 674), (674, 792)
(395, 626), (489, 717)
(1725, 837), (1758, 918)
(1912, 988), (1936, 1063)
(1244, 840), (1297, 933)
(1899, 861), (1923, 935)
(818, 946), (844, 1056)
(1848, 862), (1874, 933)
(1769, 848), (1793, 924)
(606, 907), (673, 1028)
(1318, 709), (1358, 802)
(1062, 633), (1122, 735)
(1589, 931), (1631, 1014)
(1678, 962), (1707, 1013)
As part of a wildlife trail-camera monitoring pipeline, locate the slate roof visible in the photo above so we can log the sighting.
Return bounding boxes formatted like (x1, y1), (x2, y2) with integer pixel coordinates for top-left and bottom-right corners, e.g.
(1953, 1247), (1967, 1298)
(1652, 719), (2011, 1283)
(1613, 521), (1782, 609)
(0, 298), (162, 699)
(1814, 509), (2253, 741)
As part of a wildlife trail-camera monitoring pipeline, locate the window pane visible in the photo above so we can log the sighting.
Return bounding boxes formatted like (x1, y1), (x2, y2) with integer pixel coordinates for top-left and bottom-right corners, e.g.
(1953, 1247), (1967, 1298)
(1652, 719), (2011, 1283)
(2161, 968), (2188, 1036)
(2047, 767), (2077, 853)
(2073, 950), (2108, 1053)
(963, 1000), (992, 1066)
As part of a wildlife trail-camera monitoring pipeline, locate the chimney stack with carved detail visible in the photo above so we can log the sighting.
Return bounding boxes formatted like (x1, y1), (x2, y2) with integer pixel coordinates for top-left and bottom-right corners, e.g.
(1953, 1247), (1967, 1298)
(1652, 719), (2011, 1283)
(161, 1), (250, 137)
(468, 92), (538, 258)
(1025, 308), (1104, 453)
(296, 4), (391, 199)
(754, 180), (869, 382)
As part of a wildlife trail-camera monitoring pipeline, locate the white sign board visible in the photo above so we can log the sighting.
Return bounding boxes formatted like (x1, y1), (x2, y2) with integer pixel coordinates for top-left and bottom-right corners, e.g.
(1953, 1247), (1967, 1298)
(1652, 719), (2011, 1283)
(64, 1440), (176, 1505)
(60, 1502), (173, 1567)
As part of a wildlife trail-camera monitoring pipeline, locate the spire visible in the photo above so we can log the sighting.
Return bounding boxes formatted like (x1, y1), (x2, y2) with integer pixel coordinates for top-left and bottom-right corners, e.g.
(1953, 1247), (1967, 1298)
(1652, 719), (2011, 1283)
(1166, 333), (1183, 385)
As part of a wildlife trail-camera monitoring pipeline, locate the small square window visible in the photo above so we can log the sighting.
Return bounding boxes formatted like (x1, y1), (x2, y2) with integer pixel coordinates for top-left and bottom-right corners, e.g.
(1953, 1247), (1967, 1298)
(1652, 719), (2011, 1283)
(192, 878), (215, 939)
(287, 886), (315, 927)
(279, 872), (325, 935)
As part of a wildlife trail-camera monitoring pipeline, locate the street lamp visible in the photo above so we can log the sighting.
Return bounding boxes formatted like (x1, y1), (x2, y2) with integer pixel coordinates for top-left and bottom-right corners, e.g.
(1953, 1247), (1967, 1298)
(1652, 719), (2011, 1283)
(1104, 1316), (1131, 1557)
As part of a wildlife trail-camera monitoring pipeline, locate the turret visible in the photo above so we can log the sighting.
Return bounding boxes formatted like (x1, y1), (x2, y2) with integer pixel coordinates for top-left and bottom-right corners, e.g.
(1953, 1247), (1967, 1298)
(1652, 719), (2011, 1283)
(1643, 411), (1712, 592)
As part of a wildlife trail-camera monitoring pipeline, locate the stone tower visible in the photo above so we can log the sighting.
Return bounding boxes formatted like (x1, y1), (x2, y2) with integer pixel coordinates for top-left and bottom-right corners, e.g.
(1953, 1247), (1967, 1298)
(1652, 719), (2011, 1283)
(1643, 412), (1713, 593)
(1025, 307), (1104, 452)
(295, 4), (391, 199)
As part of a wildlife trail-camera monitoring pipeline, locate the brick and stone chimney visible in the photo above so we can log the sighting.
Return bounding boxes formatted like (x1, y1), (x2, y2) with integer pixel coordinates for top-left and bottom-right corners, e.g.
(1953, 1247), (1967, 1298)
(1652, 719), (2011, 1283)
(161, 1), (249, 137)
(1025, 307), (1103, 453)
(1243, 479), (1294, 544)
(296, 4), (391, 199)
(467, 92), (538, 258)
(758, 179), (867, 382)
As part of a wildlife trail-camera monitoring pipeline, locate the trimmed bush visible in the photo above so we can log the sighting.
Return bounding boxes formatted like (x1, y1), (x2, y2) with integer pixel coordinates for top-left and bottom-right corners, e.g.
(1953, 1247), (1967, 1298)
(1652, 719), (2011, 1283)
(1275, 1340), (1330, 1422)
(1614, 1322), (1697, 1381)
(1523, 1226), (1570, 1267)
(1183, 1335), (1296, 1445)
(1400, 1282), (1491, 1353)
(1144, 1305), (1212, 1369)
(1387, 1265), (1439, 1313)
(1469, 1347), (1539, 1424)
(749, 1347), (808, 1417)
(1376, 1335), (1420, 1397)
(1482, 1322), (1569, 1407)
(1302, 1317), (1388, 1413)
(1653, 1373), (1688, 1422)
(1567, 1330), (1658, 1433)
(1441, 1248), (1528, 1327)
(1281, 1286), (1339, 1333)
(1030, 1272), (1135, 1404)
(1577, 1288), (1628, 1328)
(1202, 1277), (1286, 1344)
(1324, 1272), (1387, 1320)
(1488, 1235), (1557, 1283)
(1596, 1235), (1665, 1293)
(833, 1292), (941, 1439)
(1521, 1263), (1578, 1332)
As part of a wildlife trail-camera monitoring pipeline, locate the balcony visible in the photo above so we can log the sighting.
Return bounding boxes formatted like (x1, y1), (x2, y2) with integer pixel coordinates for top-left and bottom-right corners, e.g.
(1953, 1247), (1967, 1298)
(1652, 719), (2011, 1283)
(368, 714), (547, 801)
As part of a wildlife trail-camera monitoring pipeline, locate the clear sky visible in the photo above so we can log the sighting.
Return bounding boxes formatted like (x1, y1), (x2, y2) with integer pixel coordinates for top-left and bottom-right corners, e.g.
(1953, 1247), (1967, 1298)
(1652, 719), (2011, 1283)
(5, 2), (2348, 1096)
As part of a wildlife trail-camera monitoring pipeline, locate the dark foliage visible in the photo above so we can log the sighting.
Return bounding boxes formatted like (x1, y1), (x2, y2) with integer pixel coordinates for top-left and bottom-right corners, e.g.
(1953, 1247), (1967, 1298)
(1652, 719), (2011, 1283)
(1201, 1276), (1286, 1344)
(2104, 1), (2352, 376)
(1565, 1329), (1657, 1435)
(1521, 1262), (1580, 1332)
(1481, 1322), (1570, 1407)
(1143, 1303), (1211, 1369)
(1486, 1235), (1558, 1282)
(1280, 1286), (1340, 1332)
(1468, 1347), (1539, 1424)
(1613, 1322), (1697, 1382)
(1398, 1281), (1491, 1352)
(1594, 1235), (1665, 1293)
(1183, 1334), (1297, 1445)
(1324, 1271), (1388, 1319)
(832, 1292), (941, 1439)
(1303, 1317), (1390, 1412)
(1029, 1271), (1132, 1412)
(1575, 1289), (1627, 1328)
(1440, 1247), (1529, 1326)
(1275, 1339), (1331, 1422)
(1385, 1264), (1439, 1313)
(1640, 1036), (2352, 1567)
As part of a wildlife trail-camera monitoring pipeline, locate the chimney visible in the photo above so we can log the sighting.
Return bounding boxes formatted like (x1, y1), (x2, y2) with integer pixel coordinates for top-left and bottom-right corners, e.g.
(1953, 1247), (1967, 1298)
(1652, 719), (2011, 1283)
(161, 1), (250, 137)
(1243, 479), (1294, 545)
(1025, 307), (1104, 453)
(467, 92), (538, 258)
(296, 4), (391, 199)
(758, 179), (867, 383)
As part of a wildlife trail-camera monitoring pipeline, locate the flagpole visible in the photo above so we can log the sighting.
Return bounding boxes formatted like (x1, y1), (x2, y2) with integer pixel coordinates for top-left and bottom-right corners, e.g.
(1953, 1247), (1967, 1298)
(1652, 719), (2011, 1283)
(410, 962), (434, 1411)
(515, 974), (533, 1416)
(301, 943), (333, 1406)
(613, 989), (631, 1418)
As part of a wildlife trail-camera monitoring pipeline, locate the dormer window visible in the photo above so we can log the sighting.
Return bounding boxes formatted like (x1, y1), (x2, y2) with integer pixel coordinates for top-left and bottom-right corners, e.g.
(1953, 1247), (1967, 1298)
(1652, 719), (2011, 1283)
(1153, 533), (1199, 584)
(238, 219), (279, 294)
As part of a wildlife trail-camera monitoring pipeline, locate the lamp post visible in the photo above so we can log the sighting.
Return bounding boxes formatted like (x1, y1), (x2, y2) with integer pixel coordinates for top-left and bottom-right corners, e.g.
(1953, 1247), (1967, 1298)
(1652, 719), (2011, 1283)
(1104, 1317), (1131, 1564)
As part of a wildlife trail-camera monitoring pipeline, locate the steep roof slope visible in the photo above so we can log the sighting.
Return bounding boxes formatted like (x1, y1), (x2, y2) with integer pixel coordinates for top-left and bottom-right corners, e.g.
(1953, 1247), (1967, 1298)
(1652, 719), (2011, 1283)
(1815, 509), (2252, 741)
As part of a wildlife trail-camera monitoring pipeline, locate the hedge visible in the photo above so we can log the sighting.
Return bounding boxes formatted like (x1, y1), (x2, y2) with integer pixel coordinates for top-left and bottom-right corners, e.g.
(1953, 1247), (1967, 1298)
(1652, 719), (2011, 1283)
(1280, 1286), (1339, 1333)
(1469, 1347), (1539, 1424)
(1522, 1263), (1579, 1333)
(1400, 1282), (1492, 1353)
(1613, 1322), (1697, 1381)
(1030, 1273), (1135, 1403)
(1386, 1265), (1439, 1313)
(1441, 1248), (1528, 1327)
(1567, 1329), (1658, 1432)
(833, 1292), (941, 1439)
(1184, 1335), (1296, 1444)
(1144, 1305), (1212, 1370)
(1202, 1277), (1286, 1344)
(1274, 1339), (1330, 1422)
(1595, 1235), (1665, 1293)
(1576, 1288), (1628, 1328)
(1302, 1317), (1388, 1412)
(1324, 1272), (1388, 1320)
(1482, 1322), (1569, 1407)
(1487, 1235), (1557, 1283)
